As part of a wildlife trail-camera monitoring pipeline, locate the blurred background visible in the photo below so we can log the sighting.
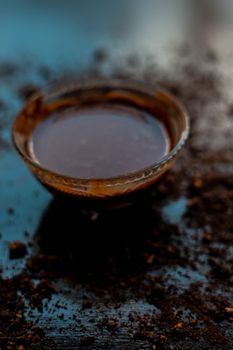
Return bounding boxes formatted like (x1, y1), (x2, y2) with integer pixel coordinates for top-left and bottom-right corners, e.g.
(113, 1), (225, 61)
(0, 1), (232, 87)
(0, 0), (189, 68)
(0, 0), (228, 72)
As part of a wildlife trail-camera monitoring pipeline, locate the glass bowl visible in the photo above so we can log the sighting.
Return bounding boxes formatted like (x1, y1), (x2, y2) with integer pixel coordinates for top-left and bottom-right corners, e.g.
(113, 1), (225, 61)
(12, 80), (189, 207)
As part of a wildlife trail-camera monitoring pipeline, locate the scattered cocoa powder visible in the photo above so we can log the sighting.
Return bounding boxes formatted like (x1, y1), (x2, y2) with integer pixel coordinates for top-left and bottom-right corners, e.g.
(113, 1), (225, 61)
(9, 241), (27, 259)
(0, 275), (56, 350)
(0, 35), (233, 350)
(18, 84), (40, 101)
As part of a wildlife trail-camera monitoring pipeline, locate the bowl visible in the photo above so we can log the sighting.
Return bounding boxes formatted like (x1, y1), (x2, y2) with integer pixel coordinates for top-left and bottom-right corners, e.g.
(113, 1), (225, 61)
(12, 80), (189, 208)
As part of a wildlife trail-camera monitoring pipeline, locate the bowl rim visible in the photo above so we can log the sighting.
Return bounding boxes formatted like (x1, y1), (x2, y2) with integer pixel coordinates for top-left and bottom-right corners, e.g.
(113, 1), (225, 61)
(12, 79), (190, 187)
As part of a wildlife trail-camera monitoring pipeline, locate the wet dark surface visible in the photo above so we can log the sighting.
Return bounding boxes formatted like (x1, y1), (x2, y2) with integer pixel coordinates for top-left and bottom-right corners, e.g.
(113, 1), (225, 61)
(0, 2), (233, 349)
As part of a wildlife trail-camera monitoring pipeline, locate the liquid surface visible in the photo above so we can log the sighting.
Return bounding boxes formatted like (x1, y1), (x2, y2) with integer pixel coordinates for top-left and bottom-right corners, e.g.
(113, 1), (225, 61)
(29, 105), (170, 179)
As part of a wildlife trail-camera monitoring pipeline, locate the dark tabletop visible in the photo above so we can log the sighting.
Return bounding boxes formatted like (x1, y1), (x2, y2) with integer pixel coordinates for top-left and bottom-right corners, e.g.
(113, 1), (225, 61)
(0, 2), (233, 349)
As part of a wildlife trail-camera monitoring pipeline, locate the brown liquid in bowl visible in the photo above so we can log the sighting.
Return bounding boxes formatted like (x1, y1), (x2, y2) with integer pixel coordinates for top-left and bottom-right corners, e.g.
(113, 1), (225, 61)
(28, 104), (170, 179)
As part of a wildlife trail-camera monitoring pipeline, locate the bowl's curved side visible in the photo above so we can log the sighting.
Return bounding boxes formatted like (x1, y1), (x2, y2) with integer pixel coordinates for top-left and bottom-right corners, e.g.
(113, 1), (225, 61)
(12, 81), (189, 201)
